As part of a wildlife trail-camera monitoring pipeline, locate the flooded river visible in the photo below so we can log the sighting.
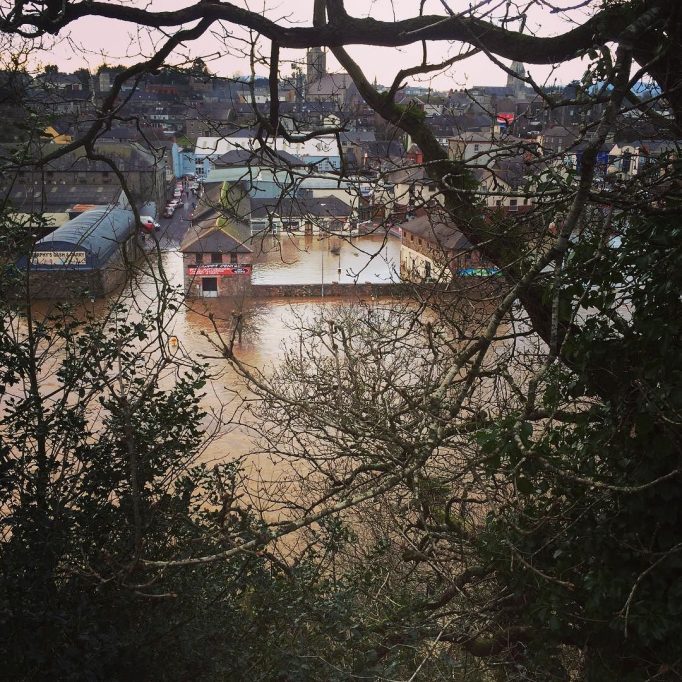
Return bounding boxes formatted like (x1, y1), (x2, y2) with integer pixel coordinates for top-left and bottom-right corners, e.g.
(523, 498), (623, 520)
(8, 231), (504, 521)
(19, 234), (403, 495)
(151, 234), (401, 498)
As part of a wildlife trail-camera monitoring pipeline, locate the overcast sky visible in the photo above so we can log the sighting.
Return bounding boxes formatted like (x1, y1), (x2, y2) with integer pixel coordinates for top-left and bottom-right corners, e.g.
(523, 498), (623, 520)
(37, 0), (593, 90)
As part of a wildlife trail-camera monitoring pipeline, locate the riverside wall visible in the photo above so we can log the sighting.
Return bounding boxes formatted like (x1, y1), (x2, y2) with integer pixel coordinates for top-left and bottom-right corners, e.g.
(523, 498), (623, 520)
(242, 279), (501, 299)
(248, 282), (408, 298)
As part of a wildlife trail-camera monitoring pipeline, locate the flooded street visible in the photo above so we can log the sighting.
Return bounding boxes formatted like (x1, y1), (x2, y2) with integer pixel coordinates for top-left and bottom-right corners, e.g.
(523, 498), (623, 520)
(9, 232), (405, 508)
(48, 234), (401, 483)
(136, 233), (401, 499)
(9, 228), (495, 517)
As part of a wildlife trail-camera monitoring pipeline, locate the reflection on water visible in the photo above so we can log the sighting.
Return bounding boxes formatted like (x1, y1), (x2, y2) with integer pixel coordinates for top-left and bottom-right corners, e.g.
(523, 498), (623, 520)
(15, 236), (402, 486)
(251, 233), (400, 284)
(127, 236), (402, 467)
(180, 297), (329, 478)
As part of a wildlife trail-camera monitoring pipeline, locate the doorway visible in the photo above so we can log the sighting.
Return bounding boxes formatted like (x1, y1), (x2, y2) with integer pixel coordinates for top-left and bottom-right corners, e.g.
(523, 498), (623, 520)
(202, 277), (218, 297)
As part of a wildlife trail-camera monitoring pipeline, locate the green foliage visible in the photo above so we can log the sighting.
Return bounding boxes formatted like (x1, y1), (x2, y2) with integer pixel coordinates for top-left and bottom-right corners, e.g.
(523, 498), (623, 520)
(0, 288), (436, 680)
(477, 209), (682, 679)
(391, 98), (426, 126)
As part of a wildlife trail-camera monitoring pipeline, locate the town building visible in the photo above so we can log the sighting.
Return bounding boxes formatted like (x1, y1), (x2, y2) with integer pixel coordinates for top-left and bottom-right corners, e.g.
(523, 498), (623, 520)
(180, 182), (253, 297)
(204, 163), (365, 226)
(306, 47), (326, 85)
(400, 210), (489, 281)
(16, 207), (144, 298)
(2, 141), (166, 215)
(607, 139), (681, 180)
(193, 131), (345, 174)
(538, 124), (580, 154)
(249, 195), (351, 235)
(506, 61), (528, 98)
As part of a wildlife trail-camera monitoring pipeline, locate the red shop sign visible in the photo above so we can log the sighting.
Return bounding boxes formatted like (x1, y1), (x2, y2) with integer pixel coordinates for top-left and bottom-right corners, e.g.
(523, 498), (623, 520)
(187, 263), (252, 276)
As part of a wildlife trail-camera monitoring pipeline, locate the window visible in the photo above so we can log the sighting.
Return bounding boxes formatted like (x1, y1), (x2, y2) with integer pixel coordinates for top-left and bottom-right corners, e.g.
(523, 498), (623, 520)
(473, 144), (480, 152)
(211, 252), (222, 264)
(201, 277), (218, 297)
(509, 199), (518, 212)
(230, 252), (238, 264)
(194, 253), (202, 265)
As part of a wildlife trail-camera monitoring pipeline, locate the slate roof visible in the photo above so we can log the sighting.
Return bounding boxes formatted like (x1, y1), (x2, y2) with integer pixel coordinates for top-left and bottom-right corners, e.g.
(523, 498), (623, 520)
(301, 100), (340, 114)
(540, 125), (580, 140)
(181, 181), (253, 252)
(97, 126), (139, 140)
(214, 148), (304, 168)
(469, 85), (520, 97)
(9, 143), (160, 173)
(385, 165), (427, 185)
(180, 223), (252, 254)
(34, 72), (82, 87)
(250, 195), (351, 219)
(188, 183), (224, 224)
(307, 73), (355, 97)
(4, 183), (122, 213)
(360, 140), (405, 159)
(339, 131), (376, 144)
(488, 157), (526, 190)
(401, 212), (472, 251)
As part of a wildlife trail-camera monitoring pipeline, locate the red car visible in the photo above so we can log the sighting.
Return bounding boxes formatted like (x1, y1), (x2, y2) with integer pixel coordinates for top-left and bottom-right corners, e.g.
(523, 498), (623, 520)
(140, 215), (160, 232)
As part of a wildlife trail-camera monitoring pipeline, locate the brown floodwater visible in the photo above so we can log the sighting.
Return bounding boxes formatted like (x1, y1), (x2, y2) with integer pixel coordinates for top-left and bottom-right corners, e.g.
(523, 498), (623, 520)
(7, 234), (514, 532)
(251, 233), (400, 284)
(12, 236), (403, 504)
(154, 234), (401, 505)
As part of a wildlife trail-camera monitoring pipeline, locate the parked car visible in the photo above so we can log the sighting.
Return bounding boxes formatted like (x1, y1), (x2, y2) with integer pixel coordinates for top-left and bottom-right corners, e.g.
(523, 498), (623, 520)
(163, 205), (175, 218)
(140, 215), (161, 232)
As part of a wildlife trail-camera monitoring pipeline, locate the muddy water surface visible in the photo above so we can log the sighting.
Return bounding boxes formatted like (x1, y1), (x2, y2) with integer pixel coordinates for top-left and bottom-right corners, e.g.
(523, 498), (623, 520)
(19, 235), (402, 507)
(251, 233), (400, 284)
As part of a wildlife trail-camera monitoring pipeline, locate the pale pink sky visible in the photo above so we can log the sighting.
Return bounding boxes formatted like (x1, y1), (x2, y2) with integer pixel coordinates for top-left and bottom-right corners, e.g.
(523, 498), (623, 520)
(35, 0), (592, 89)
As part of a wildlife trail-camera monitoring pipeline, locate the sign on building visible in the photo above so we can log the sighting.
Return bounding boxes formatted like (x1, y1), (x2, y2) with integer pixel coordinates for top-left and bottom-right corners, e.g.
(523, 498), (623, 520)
(187, 263), (252, 277)
(32, 250), (87, 266)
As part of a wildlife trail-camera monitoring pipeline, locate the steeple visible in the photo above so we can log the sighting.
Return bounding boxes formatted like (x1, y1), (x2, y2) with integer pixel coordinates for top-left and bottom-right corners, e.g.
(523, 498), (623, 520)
(507, 60), (527, 96)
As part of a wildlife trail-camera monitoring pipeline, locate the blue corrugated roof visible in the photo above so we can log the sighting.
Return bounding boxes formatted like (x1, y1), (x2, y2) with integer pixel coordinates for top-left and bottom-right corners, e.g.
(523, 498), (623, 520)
(32, 207), (136, 269)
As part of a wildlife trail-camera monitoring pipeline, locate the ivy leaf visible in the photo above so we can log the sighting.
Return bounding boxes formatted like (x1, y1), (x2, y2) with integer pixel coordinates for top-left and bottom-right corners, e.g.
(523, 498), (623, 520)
(516, 477), (533, 494)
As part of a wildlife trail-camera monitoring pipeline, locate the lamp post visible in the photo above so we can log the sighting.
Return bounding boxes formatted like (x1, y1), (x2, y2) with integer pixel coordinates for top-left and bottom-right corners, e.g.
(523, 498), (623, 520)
(319, 204), (326, 297)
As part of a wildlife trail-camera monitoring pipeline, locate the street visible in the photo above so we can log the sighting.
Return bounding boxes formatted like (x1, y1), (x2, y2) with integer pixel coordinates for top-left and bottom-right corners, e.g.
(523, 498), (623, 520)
(157, 194), (194, 248)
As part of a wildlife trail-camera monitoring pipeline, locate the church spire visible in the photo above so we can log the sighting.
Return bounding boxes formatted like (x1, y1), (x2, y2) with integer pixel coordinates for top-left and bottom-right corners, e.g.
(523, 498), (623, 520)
(507, 61), (527, 96)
